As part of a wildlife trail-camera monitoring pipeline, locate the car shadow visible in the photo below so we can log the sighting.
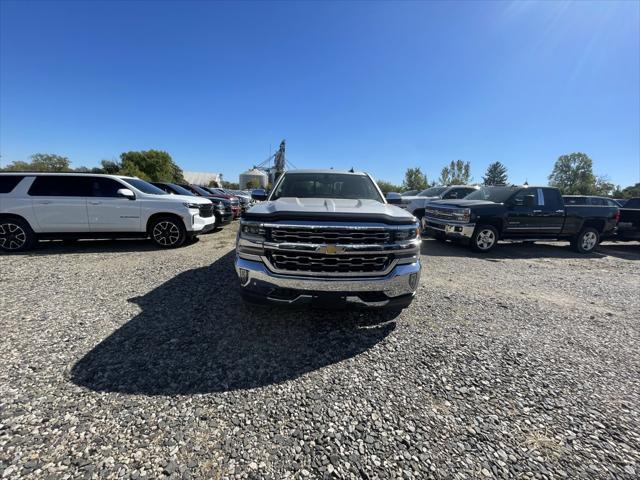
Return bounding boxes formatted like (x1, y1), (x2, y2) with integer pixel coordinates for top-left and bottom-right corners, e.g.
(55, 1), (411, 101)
(421, 237), (640, 260)
(69, 251), (398, 395)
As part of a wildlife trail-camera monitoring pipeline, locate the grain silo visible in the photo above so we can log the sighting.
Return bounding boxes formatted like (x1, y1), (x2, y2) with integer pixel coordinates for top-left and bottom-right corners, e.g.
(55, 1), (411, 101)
(239, 168), (268, 189)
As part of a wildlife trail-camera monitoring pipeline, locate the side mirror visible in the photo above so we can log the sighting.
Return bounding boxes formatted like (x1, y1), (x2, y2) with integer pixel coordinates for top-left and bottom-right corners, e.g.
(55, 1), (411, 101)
(117, 188), (136, 200)
(386, 192), (402, 205)
(523, 195), (535, 208)
(251, 189), (268, 201)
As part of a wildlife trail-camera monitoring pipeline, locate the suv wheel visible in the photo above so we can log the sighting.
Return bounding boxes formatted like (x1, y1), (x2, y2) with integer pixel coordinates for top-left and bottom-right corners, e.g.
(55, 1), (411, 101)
(0, 218), (35, 252)
(149, 217), (186, 248)
(572, 227), (599, 254)
(470, 224), (498, 253)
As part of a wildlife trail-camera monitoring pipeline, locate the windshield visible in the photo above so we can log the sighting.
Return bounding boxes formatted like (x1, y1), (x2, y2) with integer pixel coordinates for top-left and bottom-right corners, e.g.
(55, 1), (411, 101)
(271, 173), (383, 201)
(465, 186), (519, 203)
(418, 186), (447, 197)
(167, 183), (195, 196)
(122, 178), (167, 195)
(189, 185), (215, 196)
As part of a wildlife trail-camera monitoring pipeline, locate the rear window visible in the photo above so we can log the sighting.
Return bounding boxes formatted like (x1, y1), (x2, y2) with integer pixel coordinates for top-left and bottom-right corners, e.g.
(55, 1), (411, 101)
(28, 176), (90, 196)
(0, 175), (25, 193)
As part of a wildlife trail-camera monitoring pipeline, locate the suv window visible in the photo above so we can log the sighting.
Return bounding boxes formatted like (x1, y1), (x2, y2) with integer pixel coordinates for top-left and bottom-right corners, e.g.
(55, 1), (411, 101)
(89, 177), (125, 197)
(589, 197), (606, 206)
(28, 176), (90, 196)
(0, 175), (25, 194)
(542, 188), (563, 210)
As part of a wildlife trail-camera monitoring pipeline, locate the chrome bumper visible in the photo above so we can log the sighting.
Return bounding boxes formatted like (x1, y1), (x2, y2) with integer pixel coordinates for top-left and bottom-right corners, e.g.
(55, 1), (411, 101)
(422, 217), (476, 239)
(235, 256), (421, 308)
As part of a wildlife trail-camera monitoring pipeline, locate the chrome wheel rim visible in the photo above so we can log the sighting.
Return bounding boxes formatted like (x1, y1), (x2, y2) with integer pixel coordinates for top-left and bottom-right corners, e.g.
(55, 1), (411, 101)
(476, 229), (495, 250)
(0, 222), (27, 250)
(582, 231), (597, 251)
(152, 221), (180, 246)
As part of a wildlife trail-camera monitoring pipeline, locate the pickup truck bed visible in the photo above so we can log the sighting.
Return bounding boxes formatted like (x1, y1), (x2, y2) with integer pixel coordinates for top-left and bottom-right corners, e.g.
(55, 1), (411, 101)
(616, 198), (640, 241)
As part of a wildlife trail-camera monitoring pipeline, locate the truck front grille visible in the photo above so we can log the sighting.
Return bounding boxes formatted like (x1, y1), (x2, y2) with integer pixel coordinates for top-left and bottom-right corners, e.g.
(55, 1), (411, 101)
(424, 208), (457, 221)
(271, 227), (390, 245)
(268, 251), (391, 274)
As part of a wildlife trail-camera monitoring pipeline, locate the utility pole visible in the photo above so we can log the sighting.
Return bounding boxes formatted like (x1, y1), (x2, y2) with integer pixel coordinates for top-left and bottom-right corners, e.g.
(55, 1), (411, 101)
(273, 139), (286, 184)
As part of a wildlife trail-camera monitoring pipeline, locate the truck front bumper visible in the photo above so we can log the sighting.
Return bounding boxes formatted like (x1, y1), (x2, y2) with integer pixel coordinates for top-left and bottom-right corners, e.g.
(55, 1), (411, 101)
(235, 257), (421, 308)
(422, 217), (476, 240)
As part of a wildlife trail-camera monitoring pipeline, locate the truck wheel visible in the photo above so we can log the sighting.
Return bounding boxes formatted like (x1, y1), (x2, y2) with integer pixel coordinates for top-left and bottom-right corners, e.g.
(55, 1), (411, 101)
(149, 216), (186, 248)
(0, 218), (35, 252)
(470, 224), (498, 253)
(572, 227), (599, 254)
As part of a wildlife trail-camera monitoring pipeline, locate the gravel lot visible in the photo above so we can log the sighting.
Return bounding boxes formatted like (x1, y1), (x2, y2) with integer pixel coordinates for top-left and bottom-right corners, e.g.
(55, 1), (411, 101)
(1, 224), (639, 479)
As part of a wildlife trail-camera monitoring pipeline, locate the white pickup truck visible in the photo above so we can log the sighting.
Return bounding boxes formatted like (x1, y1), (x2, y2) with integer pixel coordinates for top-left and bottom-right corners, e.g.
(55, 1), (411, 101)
(235, 169), (422, 308)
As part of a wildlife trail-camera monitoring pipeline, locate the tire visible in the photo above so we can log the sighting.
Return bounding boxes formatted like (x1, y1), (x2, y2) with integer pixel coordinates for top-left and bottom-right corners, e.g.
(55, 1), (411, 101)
(0, 217), (35, 253)
(571, 227), (599, 254)
(148, 216), (186, 249)
(470, 224), (498, 253)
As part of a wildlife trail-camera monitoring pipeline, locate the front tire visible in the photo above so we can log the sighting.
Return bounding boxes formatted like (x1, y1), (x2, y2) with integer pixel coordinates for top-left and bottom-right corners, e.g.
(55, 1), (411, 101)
(0, 218), (35, 253)
(571, 227), (599, 254)
(149, 217), (186, 249)
(470, 224), (498, 253)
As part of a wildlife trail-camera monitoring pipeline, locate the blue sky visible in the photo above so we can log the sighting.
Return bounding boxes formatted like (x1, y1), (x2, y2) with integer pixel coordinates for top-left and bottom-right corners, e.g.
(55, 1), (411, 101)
(1, 0), (639, 187)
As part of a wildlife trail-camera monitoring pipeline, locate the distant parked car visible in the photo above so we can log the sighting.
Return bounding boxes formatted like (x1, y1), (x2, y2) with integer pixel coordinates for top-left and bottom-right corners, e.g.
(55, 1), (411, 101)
(178, 184), (241, 219)
(151, 182), (233, 226)
(616, 198), (640, 241)
(401, 190), (419, 197)
(0, 173), (215, 252)
(563, 195), (621, 207)
(206, 187), (252, 212)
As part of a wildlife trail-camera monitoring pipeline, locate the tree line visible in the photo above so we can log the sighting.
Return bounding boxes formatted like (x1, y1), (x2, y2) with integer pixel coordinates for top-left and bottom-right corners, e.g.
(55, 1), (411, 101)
(2, 151), (639, 199)
(376, 153), (639, 199)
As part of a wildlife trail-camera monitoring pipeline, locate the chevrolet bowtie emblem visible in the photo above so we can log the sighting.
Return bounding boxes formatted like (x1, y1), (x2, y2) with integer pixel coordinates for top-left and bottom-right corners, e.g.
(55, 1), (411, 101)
(319, 244), (342, 255)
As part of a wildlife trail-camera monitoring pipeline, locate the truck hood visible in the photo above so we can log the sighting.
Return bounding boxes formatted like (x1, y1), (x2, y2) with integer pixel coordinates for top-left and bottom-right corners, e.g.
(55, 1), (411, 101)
(402, 195), (438, 203)
(157, 194), (211, 205)
(244, 197), (417, 224)
(427, 199), (499, 208)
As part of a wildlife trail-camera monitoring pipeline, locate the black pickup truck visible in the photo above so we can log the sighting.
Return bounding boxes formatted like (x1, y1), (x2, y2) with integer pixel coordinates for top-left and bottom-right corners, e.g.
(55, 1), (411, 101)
(422, 185), (619, 253)
(616, 198), (640, 241)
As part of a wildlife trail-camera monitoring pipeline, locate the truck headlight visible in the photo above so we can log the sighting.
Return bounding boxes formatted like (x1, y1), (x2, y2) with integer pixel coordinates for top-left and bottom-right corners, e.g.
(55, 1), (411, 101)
(183, 202), (203, 210)
(451, 208), (471, 223)
(240, 222), (265, 239)
(396, 226), (420, 241)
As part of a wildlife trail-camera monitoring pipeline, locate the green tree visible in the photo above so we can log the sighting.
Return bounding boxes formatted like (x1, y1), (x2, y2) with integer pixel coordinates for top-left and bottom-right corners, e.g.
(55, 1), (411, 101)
(621, 183), (640, 199)
(548, 152), (597, 194)
(482, 161), (508, 185)
(402, 167), (428, 191)
(245, 180), (260, 190)
(2, 153), (71, 172)
(100, 159), (122, 174)
(220, 180), (239, 189)
(119, 150), (183, 182)
(438, 160), (471, 185)
(376, 180), (403, 194)
(594, 175), (616, 197)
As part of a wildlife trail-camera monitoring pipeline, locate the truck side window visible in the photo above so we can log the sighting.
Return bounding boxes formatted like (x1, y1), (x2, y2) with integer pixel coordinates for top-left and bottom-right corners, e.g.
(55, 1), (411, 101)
(512, 189), (538, 207)
(542, 188), (563, 210)
(89, 177), (125, 197)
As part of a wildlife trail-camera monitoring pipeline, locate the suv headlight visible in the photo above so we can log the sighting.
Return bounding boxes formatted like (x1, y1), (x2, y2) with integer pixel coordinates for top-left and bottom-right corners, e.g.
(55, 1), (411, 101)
(183, 202), (202, 209)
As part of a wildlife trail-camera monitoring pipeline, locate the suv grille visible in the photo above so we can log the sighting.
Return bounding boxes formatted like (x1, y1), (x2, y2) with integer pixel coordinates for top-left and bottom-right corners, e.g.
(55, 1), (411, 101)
(271, 227), (390, 245)
(269, 252), (391, 274)
(199, 204), (214, 218)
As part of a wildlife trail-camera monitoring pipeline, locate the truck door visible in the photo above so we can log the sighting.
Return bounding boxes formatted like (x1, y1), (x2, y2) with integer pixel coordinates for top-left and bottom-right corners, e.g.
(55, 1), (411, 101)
(539, 188), (565, 235)
(504, 188), (543, 237)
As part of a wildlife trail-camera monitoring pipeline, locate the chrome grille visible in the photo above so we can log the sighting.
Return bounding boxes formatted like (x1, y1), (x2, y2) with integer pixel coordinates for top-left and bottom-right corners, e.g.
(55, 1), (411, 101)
(424, 208), (457, 221)
(270, 227), (390, 245)
(269, 252), (391, 274)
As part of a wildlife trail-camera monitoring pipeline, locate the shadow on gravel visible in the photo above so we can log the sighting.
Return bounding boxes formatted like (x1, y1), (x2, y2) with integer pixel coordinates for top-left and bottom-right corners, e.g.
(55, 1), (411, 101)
(70, 251), (397, 394)
(421, 238), (640, 260)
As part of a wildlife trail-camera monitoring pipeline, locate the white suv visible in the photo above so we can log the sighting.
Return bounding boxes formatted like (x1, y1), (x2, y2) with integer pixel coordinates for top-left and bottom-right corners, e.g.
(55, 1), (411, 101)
(0, 173), (216, 252)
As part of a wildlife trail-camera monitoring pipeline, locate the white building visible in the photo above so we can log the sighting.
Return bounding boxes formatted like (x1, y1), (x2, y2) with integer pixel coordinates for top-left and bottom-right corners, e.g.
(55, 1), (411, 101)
(183, 171), (222, 187)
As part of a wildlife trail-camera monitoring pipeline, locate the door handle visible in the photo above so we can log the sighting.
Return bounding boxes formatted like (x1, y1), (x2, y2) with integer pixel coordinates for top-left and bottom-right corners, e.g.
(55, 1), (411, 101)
(89, 201), (102, 205)
(533, 210), (542, 213)
(556, 209), (565, 213)
(38, 201), (52, 204)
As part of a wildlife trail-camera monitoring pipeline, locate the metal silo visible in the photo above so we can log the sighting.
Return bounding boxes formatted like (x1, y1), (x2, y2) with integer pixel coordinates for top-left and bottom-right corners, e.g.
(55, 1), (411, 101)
(239, 168), (268, 189)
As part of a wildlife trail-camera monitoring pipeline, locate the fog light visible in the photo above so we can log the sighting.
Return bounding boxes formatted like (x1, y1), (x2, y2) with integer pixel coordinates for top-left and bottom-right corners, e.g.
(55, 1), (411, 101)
(238, 268), (249, 285)
(455, 226), (462, 232)
(409, 273), (418, 290)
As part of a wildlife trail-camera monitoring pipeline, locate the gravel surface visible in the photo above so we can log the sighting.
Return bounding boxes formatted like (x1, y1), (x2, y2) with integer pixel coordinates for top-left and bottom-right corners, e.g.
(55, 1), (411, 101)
(1, 224), (639, 479)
